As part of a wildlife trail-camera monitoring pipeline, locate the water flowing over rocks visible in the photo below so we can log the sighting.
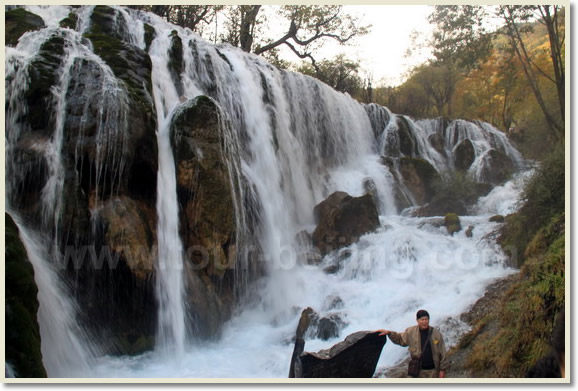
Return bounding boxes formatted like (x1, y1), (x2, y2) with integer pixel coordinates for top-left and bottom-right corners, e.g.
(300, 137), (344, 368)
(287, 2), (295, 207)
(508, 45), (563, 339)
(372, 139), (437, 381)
(5, 5), (529, 377)
(5, 8), (45, 46)
(5, 214), (47, 377)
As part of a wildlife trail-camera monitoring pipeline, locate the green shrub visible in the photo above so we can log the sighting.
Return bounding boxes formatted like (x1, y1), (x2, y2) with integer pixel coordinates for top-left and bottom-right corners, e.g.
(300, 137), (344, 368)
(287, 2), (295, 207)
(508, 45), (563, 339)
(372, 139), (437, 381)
(499, 143), (565, 265)
(466, 213), (565, 377)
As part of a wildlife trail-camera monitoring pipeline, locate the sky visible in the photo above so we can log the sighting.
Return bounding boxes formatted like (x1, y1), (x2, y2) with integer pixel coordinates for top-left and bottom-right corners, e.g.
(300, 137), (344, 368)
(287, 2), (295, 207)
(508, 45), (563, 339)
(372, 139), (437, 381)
(332, 5), (435, 86)
(275, 5), (435, 87)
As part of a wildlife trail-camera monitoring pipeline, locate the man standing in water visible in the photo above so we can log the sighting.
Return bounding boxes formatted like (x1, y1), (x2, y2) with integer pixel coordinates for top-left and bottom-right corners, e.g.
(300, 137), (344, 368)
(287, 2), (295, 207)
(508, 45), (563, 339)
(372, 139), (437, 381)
(377, 309), (448, 378)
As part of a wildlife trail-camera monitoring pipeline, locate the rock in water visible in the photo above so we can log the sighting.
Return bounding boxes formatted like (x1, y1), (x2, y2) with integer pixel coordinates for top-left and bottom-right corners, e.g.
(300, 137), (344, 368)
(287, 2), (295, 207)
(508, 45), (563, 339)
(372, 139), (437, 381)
(293, 331), (387, 378)
(312, 192), (380, 255)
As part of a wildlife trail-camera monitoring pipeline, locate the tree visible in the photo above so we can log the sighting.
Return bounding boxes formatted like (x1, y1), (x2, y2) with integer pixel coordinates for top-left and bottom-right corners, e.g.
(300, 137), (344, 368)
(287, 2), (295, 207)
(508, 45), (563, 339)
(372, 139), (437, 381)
(225, 6), (369, 69)
(425, 6), (494, 117)
(222, 5), (262, 52)
(428, 5), (493, 69)
(298, 54), (363, 96)
(128, 5), (223, 35)
(412, 63), (457, 117)
(497, 5), (564, 135)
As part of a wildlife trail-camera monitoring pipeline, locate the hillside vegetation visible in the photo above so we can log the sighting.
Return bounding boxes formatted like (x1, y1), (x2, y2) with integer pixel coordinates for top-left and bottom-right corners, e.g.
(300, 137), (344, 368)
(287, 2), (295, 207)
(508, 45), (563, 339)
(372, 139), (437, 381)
(448, 144), (565, 377)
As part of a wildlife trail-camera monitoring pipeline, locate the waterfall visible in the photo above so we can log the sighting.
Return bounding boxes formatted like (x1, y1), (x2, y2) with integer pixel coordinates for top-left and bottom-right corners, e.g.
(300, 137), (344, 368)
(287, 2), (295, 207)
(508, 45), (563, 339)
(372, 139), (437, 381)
(5, 5), (529, 378)
(8, 213), (95, 377)
(148, 25), (187, 356)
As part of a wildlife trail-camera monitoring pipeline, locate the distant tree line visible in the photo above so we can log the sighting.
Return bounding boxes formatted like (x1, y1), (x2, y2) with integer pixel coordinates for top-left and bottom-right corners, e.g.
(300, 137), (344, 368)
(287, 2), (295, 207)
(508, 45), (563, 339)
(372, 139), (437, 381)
(370, 5), (564, 159)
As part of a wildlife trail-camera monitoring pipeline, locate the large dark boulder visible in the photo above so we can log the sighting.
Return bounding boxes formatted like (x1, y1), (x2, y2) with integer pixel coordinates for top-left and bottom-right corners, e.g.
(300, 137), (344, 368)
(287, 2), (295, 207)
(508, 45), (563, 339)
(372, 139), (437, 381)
(399, 157), (440, 205)
(454, 139), (476, 171)
(170, 95), (247, 337)
(312, 192), (380, 255)
(82, 6), (158, 202)
(5, 214), (47, 377)
(170, 96), (237, 279)
(5, 8), (45, 47)
(293, 331), (387, 378)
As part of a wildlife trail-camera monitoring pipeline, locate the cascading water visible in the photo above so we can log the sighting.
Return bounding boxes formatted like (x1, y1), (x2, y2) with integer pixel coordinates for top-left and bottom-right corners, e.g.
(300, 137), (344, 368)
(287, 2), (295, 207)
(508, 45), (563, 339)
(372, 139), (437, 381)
(5, 5), (530, 378)
(7, 213), (95, 377)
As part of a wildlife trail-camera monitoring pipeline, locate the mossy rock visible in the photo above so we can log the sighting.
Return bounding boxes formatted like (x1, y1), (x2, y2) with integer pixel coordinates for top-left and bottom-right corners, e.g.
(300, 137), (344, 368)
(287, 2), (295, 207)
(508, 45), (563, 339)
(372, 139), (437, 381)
(84, 6), (154, 113)
(444, 213), (462, 235)
(168, 30), (185, 97)
(143, 23), (156, 52)
(5, 214), (47, 377)
(5, 8), (45, 47)
(397, 116), (418, 157)
(82, 6), (158, 201)
(489, 215), (505, 223)
(170, 96), (237, 277)
(23, 35), (66, 134)
(59, 11), (79, 29)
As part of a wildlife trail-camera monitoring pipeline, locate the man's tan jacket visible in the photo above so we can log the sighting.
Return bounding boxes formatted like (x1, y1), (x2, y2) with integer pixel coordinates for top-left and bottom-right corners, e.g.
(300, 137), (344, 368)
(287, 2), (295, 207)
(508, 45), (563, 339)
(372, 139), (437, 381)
(388, 325), (448, 372)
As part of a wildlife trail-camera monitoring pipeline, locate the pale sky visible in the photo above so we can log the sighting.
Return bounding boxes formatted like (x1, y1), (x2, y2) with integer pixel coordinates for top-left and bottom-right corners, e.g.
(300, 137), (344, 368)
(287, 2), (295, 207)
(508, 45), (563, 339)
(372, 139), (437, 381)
(342, 5), (435, 86)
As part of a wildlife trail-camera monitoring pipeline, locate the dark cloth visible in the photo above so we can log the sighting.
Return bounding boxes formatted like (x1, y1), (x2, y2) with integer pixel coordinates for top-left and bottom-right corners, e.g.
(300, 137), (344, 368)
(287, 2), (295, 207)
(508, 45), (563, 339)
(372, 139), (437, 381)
(420, 328), (435, 370)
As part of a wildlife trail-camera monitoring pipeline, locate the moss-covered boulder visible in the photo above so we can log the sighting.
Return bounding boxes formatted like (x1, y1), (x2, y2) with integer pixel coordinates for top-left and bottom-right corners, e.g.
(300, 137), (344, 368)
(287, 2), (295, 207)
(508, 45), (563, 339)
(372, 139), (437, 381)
(5, 8), (45, 47)
(143, 23), (156, 52)
(59, 11), (78, 30)
(399, 157), (440, 205)
(489, 215), (505, 223)
(80, 6), (158, 201)
(5, 214), (47, 378)
(454, 139), (475, 171)
(169, 95), (242, 337)
(22, 34), (66, 135)
(444, 213), (462, 235)
(83, 6), (156, 125)
(312, 192), (380, 255)
(170, 96), (237, 278)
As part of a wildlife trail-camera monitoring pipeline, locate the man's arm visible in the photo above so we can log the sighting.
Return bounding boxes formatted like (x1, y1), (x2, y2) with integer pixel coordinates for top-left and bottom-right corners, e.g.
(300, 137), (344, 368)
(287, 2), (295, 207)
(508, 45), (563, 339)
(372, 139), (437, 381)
(376, 329), (408, 347)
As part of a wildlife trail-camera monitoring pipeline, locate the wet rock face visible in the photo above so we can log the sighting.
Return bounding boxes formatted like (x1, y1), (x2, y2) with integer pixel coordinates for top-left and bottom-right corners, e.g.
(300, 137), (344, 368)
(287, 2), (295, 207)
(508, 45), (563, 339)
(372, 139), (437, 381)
(170, 96), (237, 277)
(479, 149), (515, 185)
(294, 331), (387, 378)
(312, 192), (380, 255)
(5, 6), (160, 355)
(399, 157), (440, 205)
(170, 96), (243, 336)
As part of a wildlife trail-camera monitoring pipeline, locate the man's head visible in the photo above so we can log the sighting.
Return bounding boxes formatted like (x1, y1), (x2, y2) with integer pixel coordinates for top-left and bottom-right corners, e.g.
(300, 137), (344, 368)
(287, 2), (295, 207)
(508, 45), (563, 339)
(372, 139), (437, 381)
(416, 309), (430, 330)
